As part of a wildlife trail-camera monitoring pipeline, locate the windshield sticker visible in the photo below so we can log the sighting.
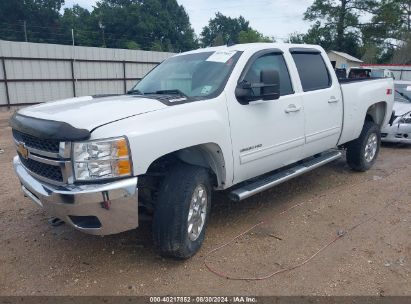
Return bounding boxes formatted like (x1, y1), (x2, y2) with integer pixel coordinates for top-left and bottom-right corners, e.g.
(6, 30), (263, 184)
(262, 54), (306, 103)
(407, 86), (411, 91)
(200, 86), (212, 95)
(206, 50), (237, 63)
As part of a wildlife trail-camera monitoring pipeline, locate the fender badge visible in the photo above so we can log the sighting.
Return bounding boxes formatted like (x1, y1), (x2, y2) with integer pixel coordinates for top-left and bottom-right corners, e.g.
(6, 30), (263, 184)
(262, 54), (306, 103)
(17, 143), (29, 160)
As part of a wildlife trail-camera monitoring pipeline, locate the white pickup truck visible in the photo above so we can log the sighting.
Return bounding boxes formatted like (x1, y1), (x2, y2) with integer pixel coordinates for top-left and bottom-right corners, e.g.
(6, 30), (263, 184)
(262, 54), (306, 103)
(11, 43), (394, 258)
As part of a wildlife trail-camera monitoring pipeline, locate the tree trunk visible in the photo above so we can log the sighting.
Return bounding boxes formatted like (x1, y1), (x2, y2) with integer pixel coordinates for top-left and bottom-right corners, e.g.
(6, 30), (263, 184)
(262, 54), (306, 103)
(336, 0), (347, 51)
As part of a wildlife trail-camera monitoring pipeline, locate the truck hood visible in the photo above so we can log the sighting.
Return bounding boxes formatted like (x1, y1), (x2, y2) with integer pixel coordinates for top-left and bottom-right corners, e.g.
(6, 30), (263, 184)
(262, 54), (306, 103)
(18, 95), (167, 131)
(393, 102), (411, 116)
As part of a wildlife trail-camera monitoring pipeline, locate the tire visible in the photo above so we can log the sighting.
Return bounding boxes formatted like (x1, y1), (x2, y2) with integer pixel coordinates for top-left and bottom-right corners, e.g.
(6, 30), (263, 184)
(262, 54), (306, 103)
(346, 120), (381, 172)
(152, 163), (212, 259)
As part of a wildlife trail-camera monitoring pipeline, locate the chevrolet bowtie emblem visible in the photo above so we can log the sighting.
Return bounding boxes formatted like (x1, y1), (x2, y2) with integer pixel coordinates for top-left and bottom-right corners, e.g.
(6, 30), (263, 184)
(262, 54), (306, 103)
(17, 143), (29, 160)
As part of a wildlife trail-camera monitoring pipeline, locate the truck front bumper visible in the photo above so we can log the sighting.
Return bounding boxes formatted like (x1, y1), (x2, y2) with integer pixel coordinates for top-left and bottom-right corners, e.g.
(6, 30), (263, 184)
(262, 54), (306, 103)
(13, 156), (139, 235)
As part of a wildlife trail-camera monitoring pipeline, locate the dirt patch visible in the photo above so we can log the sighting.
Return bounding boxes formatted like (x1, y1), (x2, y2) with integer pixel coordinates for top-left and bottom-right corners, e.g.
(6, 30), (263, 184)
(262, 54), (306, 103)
(0, 111), (410, 296)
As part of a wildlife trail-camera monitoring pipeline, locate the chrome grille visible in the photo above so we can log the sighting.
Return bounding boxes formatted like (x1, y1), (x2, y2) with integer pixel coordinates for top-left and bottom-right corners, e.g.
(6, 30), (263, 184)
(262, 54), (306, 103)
(13, 130), (72, 185)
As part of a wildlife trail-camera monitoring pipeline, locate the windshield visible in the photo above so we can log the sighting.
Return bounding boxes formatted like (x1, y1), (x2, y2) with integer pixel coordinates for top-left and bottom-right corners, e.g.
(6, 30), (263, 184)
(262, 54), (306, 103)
(130, 51), (241, 99)
(395, 83), (411, 103)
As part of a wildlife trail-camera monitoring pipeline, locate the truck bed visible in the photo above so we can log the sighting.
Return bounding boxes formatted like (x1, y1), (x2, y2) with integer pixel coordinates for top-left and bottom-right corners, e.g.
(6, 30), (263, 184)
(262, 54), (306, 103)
(338, 77), (394, 145)
(338, 77), (384, 84)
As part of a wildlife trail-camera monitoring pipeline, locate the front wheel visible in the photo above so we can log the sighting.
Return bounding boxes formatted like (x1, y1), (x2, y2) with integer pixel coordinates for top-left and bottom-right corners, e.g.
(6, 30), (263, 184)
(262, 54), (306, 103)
(152, 163), (212, 259)
(346, 121), (381, 172)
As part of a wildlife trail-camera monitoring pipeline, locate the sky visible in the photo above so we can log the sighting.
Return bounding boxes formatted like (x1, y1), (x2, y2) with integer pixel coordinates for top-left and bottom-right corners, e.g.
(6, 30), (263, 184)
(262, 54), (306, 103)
(63, 0), (315, 41)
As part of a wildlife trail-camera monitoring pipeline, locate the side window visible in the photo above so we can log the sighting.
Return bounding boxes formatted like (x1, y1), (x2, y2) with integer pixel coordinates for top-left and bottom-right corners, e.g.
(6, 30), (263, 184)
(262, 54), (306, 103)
(291, 53), (331, 92)
(243, 53), (294, 97)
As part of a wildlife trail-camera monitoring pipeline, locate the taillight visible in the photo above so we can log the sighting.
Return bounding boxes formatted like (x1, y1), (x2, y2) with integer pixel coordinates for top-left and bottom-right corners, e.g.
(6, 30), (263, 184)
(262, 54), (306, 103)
(387, 89), (393, 95)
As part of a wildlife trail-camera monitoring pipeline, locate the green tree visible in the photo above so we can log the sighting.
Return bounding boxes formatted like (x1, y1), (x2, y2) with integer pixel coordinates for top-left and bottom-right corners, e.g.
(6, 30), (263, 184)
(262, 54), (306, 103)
(0, 0), (199, 51)
(363, 0), (410, 44)
(303, 0), (378, 56)
(288, 32), (305, 44)
(358, 1), (410, 62)
(361, 43), (380, 63)
(392, 35), (411, 63)
(200, 12), (252, 46)
(238, 29), (272, 43)
(212, 33), (225, 46)
(300, 22), (335, 50)
(60, 5), (101, 46)
(391, 0), (411, 33)
(0, 0), (65, 43)
(93, 0), (198, 51)
(401, 0), (411, 31)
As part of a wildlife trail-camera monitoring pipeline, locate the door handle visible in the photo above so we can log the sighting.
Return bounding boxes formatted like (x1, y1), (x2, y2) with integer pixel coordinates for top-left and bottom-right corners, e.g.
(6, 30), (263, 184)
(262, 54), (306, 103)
(328, 96), (339, 103)
(285, 104), (302, 113)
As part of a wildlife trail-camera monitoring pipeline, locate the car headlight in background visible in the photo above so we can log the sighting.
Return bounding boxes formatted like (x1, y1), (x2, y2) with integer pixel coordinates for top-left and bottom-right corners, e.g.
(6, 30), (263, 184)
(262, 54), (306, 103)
(72, 137), (132, 181)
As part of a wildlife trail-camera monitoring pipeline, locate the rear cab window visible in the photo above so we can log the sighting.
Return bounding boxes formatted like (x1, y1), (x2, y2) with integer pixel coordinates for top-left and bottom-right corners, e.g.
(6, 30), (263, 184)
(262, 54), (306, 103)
(290, 48), (332, 92)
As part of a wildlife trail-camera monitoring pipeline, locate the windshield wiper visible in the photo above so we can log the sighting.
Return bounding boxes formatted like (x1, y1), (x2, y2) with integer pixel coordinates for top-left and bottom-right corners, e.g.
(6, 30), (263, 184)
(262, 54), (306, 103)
(145, 89), (188, 98)
(396, 90), (411, 103)
(127, 89), (144, 95)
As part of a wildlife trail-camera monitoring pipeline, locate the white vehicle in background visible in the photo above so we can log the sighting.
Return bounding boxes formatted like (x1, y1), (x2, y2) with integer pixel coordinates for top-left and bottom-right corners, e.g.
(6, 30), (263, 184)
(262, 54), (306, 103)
(381, 81), (411, 144)
(348, 67), (395, 79)
(11, 43), (394, 259)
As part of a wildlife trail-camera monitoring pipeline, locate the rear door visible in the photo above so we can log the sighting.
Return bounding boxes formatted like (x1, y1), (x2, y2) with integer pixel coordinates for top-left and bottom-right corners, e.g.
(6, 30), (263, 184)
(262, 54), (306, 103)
(227, 49), (305, 183)
(290, 48), (343, 158)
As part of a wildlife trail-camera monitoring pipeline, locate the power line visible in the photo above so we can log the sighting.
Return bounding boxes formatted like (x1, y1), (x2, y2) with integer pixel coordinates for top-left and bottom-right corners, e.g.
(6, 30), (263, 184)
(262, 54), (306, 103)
(0, 21), (177, 41)
(0, 30), (169, 51)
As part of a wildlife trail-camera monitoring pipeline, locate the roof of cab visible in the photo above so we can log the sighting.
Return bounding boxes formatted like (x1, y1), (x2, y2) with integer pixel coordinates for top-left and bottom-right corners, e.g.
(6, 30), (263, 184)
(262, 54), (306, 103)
(175, 43), (324, 56)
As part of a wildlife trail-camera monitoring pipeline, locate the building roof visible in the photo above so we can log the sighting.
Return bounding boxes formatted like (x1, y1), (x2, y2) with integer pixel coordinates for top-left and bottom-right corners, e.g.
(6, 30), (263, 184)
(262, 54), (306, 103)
(328, 50), (363, 63)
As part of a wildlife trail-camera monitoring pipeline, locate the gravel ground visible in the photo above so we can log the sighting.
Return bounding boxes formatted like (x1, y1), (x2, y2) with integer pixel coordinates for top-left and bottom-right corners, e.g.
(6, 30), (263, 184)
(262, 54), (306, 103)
(0, 110), (410, 296)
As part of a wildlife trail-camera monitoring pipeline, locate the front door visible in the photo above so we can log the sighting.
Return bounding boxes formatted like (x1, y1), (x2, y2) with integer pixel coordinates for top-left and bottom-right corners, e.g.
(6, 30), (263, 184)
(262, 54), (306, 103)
(226, 50), (305, 184)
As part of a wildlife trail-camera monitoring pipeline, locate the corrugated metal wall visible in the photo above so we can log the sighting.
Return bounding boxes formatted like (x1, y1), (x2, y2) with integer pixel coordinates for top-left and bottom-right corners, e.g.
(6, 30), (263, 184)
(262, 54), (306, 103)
(0, 40), (174, 106)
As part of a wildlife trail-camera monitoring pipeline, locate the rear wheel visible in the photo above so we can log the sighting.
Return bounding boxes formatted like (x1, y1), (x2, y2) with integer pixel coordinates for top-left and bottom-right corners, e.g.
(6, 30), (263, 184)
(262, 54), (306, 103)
(152, 163), (211, 259)
(346, 121), (380, 172)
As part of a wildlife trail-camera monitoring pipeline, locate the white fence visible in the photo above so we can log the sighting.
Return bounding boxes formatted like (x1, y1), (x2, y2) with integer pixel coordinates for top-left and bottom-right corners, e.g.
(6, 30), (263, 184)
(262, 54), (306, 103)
(0, 40), (174, 107)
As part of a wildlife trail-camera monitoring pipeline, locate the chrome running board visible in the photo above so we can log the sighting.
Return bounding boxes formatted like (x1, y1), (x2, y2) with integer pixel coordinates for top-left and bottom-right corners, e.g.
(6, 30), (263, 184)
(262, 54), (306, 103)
(229, 150), (342, 201)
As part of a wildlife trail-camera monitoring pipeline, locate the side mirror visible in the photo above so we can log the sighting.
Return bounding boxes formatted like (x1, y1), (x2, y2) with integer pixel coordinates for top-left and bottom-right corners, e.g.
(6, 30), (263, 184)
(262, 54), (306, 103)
(260, 69), (280, 101)
(235, 69), (280, 104)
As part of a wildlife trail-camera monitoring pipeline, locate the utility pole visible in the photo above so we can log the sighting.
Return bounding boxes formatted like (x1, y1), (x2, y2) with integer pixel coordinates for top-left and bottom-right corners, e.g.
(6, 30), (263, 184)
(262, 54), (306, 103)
(23, 20), (28, 42)
(99, 21), (106, 47)
(71, 28), (77, 98)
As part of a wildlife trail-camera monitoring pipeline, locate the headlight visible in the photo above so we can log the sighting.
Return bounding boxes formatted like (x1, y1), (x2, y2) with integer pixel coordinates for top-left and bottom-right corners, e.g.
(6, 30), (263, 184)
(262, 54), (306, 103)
(72, 137), (132, 181)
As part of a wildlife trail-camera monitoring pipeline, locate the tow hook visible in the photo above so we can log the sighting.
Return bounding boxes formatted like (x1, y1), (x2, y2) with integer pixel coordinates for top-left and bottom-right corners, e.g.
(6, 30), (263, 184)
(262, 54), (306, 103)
(101, 191), (111, 210)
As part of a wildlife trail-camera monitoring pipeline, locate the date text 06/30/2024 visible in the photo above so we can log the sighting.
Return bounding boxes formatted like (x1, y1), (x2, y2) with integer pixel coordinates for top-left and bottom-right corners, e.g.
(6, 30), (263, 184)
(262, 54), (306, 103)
(149, 296), (257, 303)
